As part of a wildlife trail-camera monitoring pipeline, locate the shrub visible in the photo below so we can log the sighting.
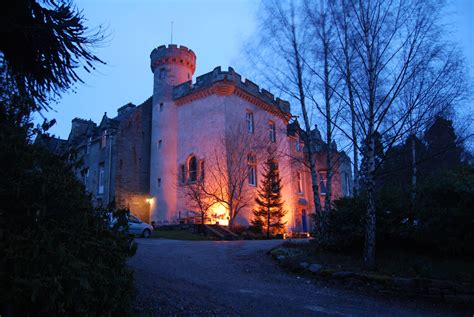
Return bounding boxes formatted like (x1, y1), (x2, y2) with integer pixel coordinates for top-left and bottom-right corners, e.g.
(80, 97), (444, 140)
(325, 167), (474, 258)
(0, 139), (136, 315)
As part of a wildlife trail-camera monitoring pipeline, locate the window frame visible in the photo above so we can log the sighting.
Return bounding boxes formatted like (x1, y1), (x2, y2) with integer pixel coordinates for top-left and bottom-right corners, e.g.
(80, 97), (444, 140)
(246, 111), (254, 134)
(247, 154), (257, 186)
(188, 155), (198, 183)
(297, 171), (304, 194)
(269, 120), (276, 143)
(98, 163), (105, 194)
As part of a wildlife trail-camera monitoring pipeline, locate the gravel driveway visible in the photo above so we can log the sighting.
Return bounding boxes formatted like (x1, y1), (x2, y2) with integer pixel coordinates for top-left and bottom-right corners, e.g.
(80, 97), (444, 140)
(129, 239), (465, 316)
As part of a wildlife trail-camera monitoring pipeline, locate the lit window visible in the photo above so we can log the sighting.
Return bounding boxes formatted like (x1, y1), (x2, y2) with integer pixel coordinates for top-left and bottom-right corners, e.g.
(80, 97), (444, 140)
(246, 111), (254, 133)
(188, 156), (198, 182)
(269, 121), (276, 142)
(247, 154), (257, 186)
(98, 163), (105, 194)
(297, 171), (304, 193)
(101, 130), (107, 149)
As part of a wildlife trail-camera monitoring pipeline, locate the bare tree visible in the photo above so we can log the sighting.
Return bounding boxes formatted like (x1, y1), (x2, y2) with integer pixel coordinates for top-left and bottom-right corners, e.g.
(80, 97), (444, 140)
(183, 181), (216, 230)
(199, 124), (269, 229)
(245, 0), (324, 227)
(330, 0), (468, 268)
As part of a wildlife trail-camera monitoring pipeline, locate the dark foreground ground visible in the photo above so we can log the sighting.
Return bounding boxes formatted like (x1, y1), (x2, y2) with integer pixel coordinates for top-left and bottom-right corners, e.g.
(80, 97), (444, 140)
(129, 239), (470, 316)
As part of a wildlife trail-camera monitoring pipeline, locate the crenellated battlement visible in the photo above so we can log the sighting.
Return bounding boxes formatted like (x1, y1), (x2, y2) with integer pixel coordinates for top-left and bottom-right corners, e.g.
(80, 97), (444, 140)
(173, 66), (291, 115)
(150, 44), (196, 74)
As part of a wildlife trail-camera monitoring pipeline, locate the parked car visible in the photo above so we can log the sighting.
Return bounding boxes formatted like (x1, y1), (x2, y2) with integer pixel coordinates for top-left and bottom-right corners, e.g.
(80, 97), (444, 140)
(109, 213), (153, 238)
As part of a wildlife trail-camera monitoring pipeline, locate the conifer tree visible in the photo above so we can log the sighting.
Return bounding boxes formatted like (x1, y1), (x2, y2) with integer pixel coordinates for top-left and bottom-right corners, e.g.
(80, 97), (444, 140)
(251, 158), (287, 238)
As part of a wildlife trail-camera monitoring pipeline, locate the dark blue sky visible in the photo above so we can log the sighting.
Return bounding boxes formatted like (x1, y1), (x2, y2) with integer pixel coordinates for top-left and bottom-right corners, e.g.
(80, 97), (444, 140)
(37, 0), (473, 139)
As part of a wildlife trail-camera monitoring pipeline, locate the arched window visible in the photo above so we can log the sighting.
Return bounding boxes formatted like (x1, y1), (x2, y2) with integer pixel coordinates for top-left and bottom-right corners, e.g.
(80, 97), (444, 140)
(188, 155), (198, 182)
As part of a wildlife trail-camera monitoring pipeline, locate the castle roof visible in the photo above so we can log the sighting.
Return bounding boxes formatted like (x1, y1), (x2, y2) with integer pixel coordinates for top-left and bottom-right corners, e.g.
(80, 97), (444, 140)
(173, 66), (291, 122)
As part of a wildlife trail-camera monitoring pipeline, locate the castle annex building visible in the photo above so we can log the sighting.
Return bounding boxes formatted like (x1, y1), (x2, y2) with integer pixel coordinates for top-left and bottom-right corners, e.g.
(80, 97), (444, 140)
(40, 44), (352, 232)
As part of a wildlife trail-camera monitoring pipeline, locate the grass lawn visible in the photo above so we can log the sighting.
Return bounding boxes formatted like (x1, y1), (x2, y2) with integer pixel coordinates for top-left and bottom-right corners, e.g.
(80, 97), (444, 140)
(151, 229), (210, 240)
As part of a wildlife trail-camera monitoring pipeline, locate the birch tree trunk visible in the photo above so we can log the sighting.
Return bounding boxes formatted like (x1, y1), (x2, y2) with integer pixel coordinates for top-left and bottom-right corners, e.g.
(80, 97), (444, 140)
(364, 134), (376, 269)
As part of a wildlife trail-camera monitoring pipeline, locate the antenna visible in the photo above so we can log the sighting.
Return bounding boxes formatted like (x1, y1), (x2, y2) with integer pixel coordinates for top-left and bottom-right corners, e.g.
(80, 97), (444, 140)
(170, 21), (173, 44)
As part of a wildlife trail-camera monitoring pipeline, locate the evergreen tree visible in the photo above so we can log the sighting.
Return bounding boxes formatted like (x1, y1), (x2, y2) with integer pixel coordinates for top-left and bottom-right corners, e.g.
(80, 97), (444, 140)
(251, 158), (287, 238)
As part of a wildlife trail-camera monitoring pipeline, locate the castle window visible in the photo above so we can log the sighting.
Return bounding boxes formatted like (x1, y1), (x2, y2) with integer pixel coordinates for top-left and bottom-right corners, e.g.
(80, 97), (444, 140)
(160, 103), (164, 112)
(269, 121), (276, 143)
(157, 178), (161, 188)
(199, 160), (205, 180)
(86, 136), (92, 154)
(101, 130), (107, 149)
(297, 171), (304, 194)
(319, 172), (327, 195)
(83, 168), (89, 189)
(246, 111), (254, 134)
(296, 139), (302, 152)
(188, 155), (198, 183)
(159, 68), (166, 79)
(98, 163), (105, 194)
(179, 164), (186, 184)
(158, 140), (162, 148)
(247, 154), (257, 186)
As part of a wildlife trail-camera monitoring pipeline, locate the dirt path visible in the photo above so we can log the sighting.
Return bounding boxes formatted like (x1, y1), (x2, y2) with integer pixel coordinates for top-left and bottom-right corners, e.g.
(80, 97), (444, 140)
(129, 239), (466, 316)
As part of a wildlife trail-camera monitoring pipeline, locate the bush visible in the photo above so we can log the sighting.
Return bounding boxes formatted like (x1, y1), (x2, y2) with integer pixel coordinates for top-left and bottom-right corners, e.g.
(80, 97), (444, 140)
(0, 138), (136, 315)
(325, 167), (474, 258)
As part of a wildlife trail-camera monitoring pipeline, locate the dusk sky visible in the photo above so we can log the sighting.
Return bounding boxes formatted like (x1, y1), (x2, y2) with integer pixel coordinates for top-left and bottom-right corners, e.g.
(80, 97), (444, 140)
(38, 0), (474, 139)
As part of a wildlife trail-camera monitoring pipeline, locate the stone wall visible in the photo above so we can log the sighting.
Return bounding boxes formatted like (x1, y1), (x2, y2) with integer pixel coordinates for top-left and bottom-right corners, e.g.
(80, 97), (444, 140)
(114, 98), (152, 222)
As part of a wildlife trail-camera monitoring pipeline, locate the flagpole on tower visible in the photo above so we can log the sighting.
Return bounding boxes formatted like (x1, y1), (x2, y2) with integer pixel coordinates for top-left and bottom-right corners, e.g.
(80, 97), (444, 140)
(171, 21), (173, 44)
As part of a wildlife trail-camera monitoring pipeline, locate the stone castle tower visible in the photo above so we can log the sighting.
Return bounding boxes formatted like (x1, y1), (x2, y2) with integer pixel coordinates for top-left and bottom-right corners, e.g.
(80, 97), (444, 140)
(149, 44), (197, 222)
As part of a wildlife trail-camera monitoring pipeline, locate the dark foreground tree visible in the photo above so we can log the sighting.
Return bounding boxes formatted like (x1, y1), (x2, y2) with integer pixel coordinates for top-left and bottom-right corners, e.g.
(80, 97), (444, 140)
(252, 157), (287, 238)
(0, 0), (136, 315)
(0, 0), (105, 111)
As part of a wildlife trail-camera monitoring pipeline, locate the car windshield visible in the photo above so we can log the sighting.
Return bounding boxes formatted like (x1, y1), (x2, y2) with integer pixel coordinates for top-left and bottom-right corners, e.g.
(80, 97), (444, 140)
(129, 215), (141, 223)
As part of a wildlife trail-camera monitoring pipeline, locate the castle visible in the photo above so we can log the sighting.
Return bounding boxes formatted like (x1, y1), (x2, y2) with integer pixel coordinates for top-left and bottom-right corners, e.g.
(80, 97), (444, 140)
(38, 44), (352, 232)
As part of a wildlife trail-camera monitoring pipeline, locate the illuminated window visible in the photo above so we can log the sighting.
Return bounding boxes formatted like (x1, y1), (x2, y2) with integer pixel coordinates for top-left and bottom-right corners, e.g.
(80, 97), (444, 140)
(269, 121), (276, 142)
(246, 111), (254, 133)
(101, 130), (107, 149)
(247, 154), (257, 186)
(98, 163), (105, 194)
(297, 171), (304, 193)
(188, 155), (198, 182)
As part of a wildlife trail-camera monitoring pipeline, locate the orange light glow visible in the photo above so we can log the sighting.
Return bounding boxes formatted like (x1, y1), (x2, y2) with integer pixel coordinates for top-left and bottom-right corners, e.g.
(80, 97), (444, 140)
(208, 203), (229, 226)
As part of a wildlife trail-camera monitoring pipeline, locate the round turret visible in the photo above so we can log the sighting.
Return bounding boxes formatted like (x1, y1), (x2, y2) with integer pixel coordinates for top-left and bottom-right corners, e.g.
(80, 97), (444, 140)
(149, 44), (197, 223)
(150, 44), (196, 86)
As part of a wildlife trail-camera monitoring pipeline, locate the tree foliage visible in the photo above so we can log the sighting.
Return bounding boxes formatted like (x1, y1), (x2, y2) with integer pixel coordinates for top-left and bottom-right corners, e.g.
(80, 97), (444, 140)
(0, 0), (136, 315)
(251, 157), (287, 238)
(0, 0), (105, 110)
